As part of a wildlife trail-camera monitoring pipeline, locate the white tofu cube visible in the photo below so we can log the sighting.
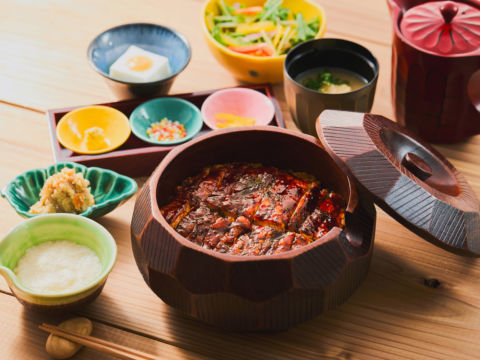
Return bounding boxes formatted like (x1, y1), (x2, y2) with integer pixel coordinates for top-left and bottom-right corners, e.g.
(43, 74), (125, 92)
(109, 45), (171, 83)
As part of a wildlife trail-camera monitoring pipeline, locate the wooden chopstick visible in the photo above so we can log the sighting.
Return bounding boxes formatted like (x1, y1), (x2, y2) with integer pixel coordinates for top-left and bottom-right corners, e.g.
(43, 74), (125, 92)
(39, 323), (161, 360)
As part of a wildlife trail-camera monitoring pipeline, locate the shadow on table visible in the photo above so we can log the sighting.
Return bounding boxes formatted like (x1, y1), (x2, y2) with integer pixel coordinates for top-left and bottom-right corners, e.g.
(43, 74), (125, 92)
(14, 238), (477, 360)
(17, 302), (116, 359)
(159, 241), (478, 360)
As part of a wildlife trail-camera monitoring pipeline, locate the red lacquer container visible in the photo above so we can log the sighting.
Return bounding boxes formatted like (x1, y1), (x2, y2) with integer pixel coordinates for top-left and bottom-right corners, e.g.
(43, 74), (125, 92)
(388, 0), (480, 143)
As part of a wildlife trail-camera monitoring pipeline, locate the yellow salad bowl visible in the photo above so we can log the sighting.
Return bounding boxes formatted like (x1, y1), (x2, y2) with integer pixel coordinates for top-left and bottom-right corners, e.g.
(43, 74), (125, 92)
(56, 105), (131, 155)
(201, 0), (326, 83)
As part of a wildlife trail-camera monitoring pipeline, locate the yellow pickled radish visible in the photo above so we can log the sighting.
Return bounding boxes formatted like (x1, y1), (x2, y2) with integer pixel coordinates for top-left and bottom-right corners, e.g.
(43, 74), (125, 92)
(215, 113), (256, 128)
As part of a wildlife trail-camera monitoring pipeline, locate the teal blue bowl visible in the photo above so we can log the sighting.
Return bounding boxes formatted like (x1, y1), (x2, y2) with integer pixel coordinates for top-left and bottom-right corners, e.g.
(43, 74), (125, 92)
(129, 97), (203, 145)
(1, 162), (138, 219)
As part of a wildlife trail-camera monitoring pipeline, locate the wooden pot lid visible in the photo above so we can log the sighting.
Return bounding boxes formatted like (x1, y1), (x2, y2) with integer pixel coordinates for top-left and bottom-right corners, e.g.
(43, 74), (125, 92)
(316, 110), (480, 256)
(400, 1), (480, 56)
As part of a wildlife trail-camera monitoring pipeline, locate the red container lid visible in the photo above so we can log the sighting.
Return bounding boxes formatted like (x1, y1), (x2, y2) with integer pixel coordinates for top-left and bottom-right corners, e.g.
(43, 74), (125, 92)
(400, 1), (480, 55)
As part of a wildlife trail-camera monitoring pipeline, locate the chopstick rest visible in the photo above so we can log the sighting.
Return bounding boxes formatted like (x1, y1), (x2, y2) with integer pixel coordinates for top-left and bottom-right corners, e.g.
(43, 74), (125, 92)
(40, 322), (160, 360)
(45, 317), (93, 359)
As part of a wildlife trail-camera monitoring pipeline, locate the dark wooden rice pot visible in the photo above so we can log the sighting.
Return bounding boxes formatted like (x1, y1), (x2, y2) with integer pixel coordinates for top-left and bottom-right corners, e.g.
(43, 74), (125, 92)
(131, 126), (376, 331)
(131, 110), (480, 331)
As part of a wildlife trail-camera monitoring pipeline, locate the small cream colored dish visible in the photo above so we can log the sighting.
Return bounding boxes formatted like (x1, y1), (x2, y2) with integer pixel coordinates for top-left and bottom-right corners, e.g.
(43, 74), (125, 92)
(0, 214), (117, 312)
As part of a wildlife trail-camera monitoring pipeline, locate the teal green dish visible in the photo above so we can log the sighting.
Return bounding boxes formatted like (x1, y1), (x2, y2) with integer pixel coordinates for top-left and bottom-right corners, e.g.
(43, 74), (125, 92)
(0, 214), (117, 311)
(129, 97), (203, 145)
(1, 162), (137, 219)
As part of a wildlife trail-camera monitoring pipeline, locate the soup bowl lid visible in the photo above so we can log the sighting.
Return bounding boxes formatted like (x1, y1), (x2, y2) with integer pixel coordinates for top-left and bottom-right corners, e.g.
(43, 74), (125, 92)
(316, 110), (480, 256)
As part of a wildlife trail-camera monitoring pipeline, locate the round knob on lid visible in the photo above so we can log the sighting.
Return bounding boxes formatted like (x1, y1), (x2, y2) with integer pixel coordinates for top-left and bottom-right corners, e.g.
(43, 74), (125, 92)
(402, 152), (433, 181)
(440, 2), (458, 24)
(400, 1), (480, 55)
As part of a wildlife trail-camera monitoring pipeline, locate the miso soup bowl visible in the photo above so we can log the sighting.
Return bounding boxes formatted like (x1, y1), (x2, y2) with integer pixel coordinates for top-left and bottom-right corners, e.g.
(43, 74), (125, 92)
(131, 126), (376, 331)
(0, 214), (117, 312)
(284, 38), (379, 136)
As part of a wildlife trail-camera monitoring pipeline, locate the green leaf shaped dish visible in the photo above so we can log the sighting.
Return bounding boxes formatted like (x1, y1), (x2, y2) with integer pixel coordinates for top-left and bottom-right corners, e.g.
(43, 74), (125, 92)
(1, 162), (137, 219)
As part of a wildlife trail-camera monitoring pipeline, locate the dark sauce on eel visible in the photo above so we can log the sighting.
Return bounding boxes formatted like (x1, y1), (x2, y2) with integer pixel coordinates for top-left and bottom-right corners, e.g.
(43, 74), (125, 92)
(161, 163), (345, 256)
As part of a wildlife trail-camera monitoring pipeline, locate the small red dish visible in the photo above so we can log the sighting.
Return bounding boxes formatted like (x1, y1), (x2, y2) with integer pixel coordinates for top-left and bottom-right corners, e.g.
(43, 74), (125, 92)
(201, 87), (275, 130)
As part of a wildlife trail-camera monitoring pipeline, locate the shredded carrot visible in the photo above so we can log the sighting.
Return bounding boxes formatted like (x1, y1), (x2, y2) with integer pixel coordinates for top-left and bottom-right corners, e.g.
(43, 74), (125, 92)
(234, 6), (263, 15)
(228, 43), (270, 54)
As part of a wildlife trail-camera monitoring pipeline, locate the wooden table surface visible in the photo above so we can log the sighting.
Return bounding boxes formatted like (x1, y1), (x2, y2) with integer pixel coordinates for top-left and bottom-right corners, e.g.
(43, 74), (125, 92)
(1, 0), (480, 359)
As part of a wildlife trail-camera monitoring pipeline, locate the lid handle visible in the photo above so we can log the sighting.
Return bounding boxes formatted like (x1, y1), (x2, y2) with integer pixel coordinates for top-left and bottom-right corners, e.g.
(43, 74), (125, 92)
(440, 2), (458, 24)
(402, 152), (433, 181)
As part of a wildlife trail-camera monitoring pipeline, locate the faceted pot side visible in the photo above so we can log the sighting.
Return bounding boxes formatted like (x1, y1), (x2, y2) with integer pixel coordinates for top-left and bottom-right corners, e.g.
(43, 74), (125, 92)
(131, 127), (376, 331)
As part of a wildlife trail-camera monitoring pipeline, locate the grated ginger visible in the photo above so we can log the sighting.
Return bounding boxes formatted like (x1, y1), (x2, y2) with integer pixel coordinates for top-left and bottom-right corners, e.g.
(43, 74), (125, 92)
(29, 168), (95, 214)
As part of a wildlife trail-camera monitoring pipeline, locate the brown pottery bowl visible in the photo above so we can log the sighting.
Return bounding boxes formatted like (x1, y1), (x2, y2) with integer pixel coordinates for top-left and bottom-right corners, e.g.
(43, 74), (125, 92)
(131, 126), (376, 331)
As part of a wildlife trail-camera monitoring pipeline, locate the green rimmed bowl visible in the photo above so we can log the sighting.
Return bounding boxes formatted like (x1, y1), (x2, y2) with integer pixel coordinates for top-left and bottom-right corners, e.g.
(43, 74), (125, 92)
(129, 97), (203, 145)
(1, 162), (138, 218)
(0, 214), (117, 312)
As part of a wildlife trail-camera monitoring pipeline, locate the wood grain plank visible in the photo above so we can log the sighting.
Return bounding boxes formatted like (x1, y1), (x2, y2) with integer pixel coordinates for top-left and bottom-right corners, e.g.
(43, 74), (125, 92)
(0, 0), (393, 114)
(1, 74), (480, 360)
(1, 0), (480, 359)
(0, 292), (207, 360)
(0, 103), (54, 292)
(70, 203), (480, 360)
